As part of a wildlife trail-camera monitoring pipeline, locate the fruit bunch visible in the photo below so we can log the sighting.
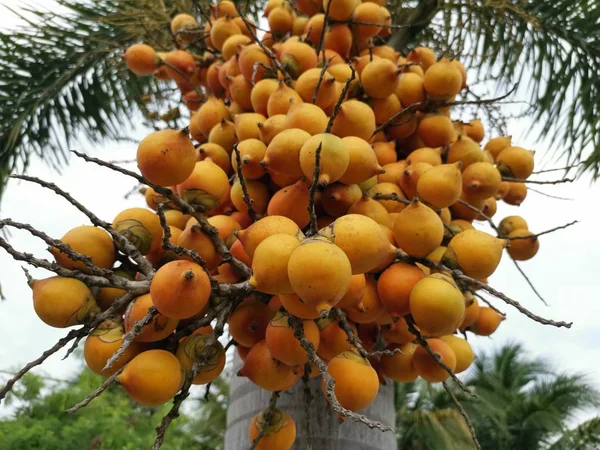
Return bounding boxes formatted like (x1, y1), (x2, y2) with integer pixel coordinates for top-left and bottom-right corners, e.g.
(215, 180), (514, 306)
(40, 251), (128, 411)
(13, 1), (559, 449)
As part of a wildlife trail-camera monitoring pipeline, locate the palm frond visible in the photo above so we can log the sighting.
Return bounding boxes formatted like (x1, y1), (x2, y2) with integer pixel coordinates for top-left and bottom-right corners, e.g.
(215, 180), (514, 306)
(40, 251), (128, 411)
(0, 0), (201, 201)
(389, 0), (600, 176)
(548, 417), (600, 450)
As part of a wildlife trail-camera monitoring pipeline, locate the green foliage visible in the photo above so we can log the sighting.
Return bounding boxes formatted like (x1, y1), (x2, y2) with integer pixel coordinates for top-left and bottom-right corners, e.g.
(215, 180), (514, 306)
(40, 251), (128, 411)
(0, 365), (229, 450)
(1, 0), (599, 203)
(398, 0), (600, 175)
(442, 343), (600, 450)
(395, 380), (477, 450)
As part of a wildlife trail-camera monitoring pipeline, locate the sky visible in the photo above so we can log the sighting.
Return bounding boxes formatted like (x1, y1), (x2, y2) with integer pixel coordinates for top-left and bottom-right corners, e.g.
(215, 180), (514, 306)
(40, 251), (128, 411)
(1, 0), (600, 424)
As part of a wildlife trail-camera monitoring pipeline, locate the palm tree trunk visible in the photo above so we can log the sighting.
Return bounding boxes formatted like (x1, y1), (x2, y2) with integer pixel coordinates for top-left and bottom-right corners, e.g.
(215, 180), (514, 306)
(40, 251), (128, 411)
(225, 354), (398, 450)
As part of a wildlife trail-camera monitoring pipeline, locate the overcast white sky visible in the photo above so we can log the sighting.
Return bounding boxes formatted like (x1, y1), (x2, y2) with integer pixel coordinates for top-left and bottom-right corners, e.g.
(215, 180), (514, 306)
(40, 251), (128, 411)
(1, 0), (599, 423)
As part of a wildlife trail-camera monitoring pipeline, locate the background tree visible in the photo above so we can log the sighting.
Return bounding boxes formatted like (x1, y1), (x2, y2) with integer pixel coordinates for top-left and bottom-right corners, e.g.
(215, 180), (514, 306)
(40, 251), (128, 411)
(394, 343), (600, 450)
(1, 0), (599, 200)
(0, 359), (228, 450)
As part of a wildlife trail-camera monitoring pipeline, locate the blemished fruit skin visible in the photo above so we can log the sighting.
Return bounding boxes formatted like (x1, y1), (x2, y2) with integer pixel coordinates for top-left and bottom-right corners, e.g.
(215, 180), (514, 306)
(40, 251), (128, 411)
(31, 277), (100, 328)
(124, 293), (179, 342)
(249, 407), (297, 450)
(176, 334), (226, 384)
(117, 349), (183, 406)
(84, 320), (141, 377)
(112, 208), (163, 255)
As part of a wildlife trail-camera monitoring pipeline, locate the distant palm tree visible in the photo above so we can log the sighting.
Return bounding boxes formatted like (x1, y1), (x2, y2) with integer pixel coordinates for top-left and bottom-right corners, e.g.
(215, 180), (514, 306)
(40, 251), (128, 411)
(1, 0), (599, 202)
(396, 343), (600, 450)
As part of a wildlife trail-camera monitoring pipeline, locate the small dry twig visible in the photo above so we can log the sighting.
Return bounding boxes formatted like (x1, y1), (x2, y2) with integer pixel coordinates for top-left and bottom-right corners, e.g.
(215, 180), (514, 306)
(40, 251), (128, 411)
(66, 366), (126, 413)
(405, 315), (476, 398)
(233, 143), (260, 222)
(443, 381), (481, 450)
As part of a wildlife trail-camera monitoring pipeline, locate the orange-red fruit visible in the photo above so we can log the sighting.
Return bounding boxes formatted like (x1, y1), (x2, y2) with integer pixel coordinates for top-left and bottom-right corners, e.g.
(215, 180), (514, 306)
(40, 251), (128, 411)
(284, 103), (328, 135)
(210, 17), (242, 51)
(176, 334), (226, 385)
(287, 237), (352, 313)
(150, 260), (210, 319)
(330, 100), (377, 141)
(268, 6), (294, 34)
(190, 97), (231, 140)
(325, 350), (379, 412)
(249, 233), (300, 294)
(380, 342), (419, 382)
(392, 200), (444, 258)
(317, 318), (356, 361)
(324, 0), (360, 21)
(335, 274), (366, 309)
(299, 133), (350, 187)
(280, 41), (318, 78)
(345, 276), (385, 324)
(353, 2), (385, 39)
(339, 137), (384, 185)
(232, 138), (267, 180)
(84, 320), (140, 377)
(377, 263), (425, 317)
(230, 177), (270, 215)
(470, 306), (504, 336)
(382, 317), (416, 345)
(238, 340), (300, 391)
(423, 61), (463, 100)
(413, 338), (456, 382)
(228, 298), (274, 347)
(279, 293), (320, 319)
(177, 160), (230, 213)
(137, 129), (197, 186)
(123, 44), (160, 76)
(263, 128), (311, 177)
(439, 335), (474, 374)
(118, 349), (182, 406)
(50, 226), (115, 272)
(177, 223), (221, 270)
(236, 215), (303, 258)
(324, 24), (353, 58)
(507, 229), (539, 261)
(267, 178), (311, 229)
(395, 72), (426, 107)
(266, 311), (320, 366)
(361, 58), (400, 99)
(418, 114), (457, 148)
(249, 407), (296, 450)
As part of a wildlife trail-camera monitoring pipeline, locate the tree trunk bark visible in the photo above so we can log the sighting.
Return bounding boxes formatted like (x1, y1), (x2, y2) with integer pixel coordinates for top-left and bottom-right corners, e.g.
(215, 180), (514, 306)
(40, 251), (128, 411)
(225, 354), (398, 450)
